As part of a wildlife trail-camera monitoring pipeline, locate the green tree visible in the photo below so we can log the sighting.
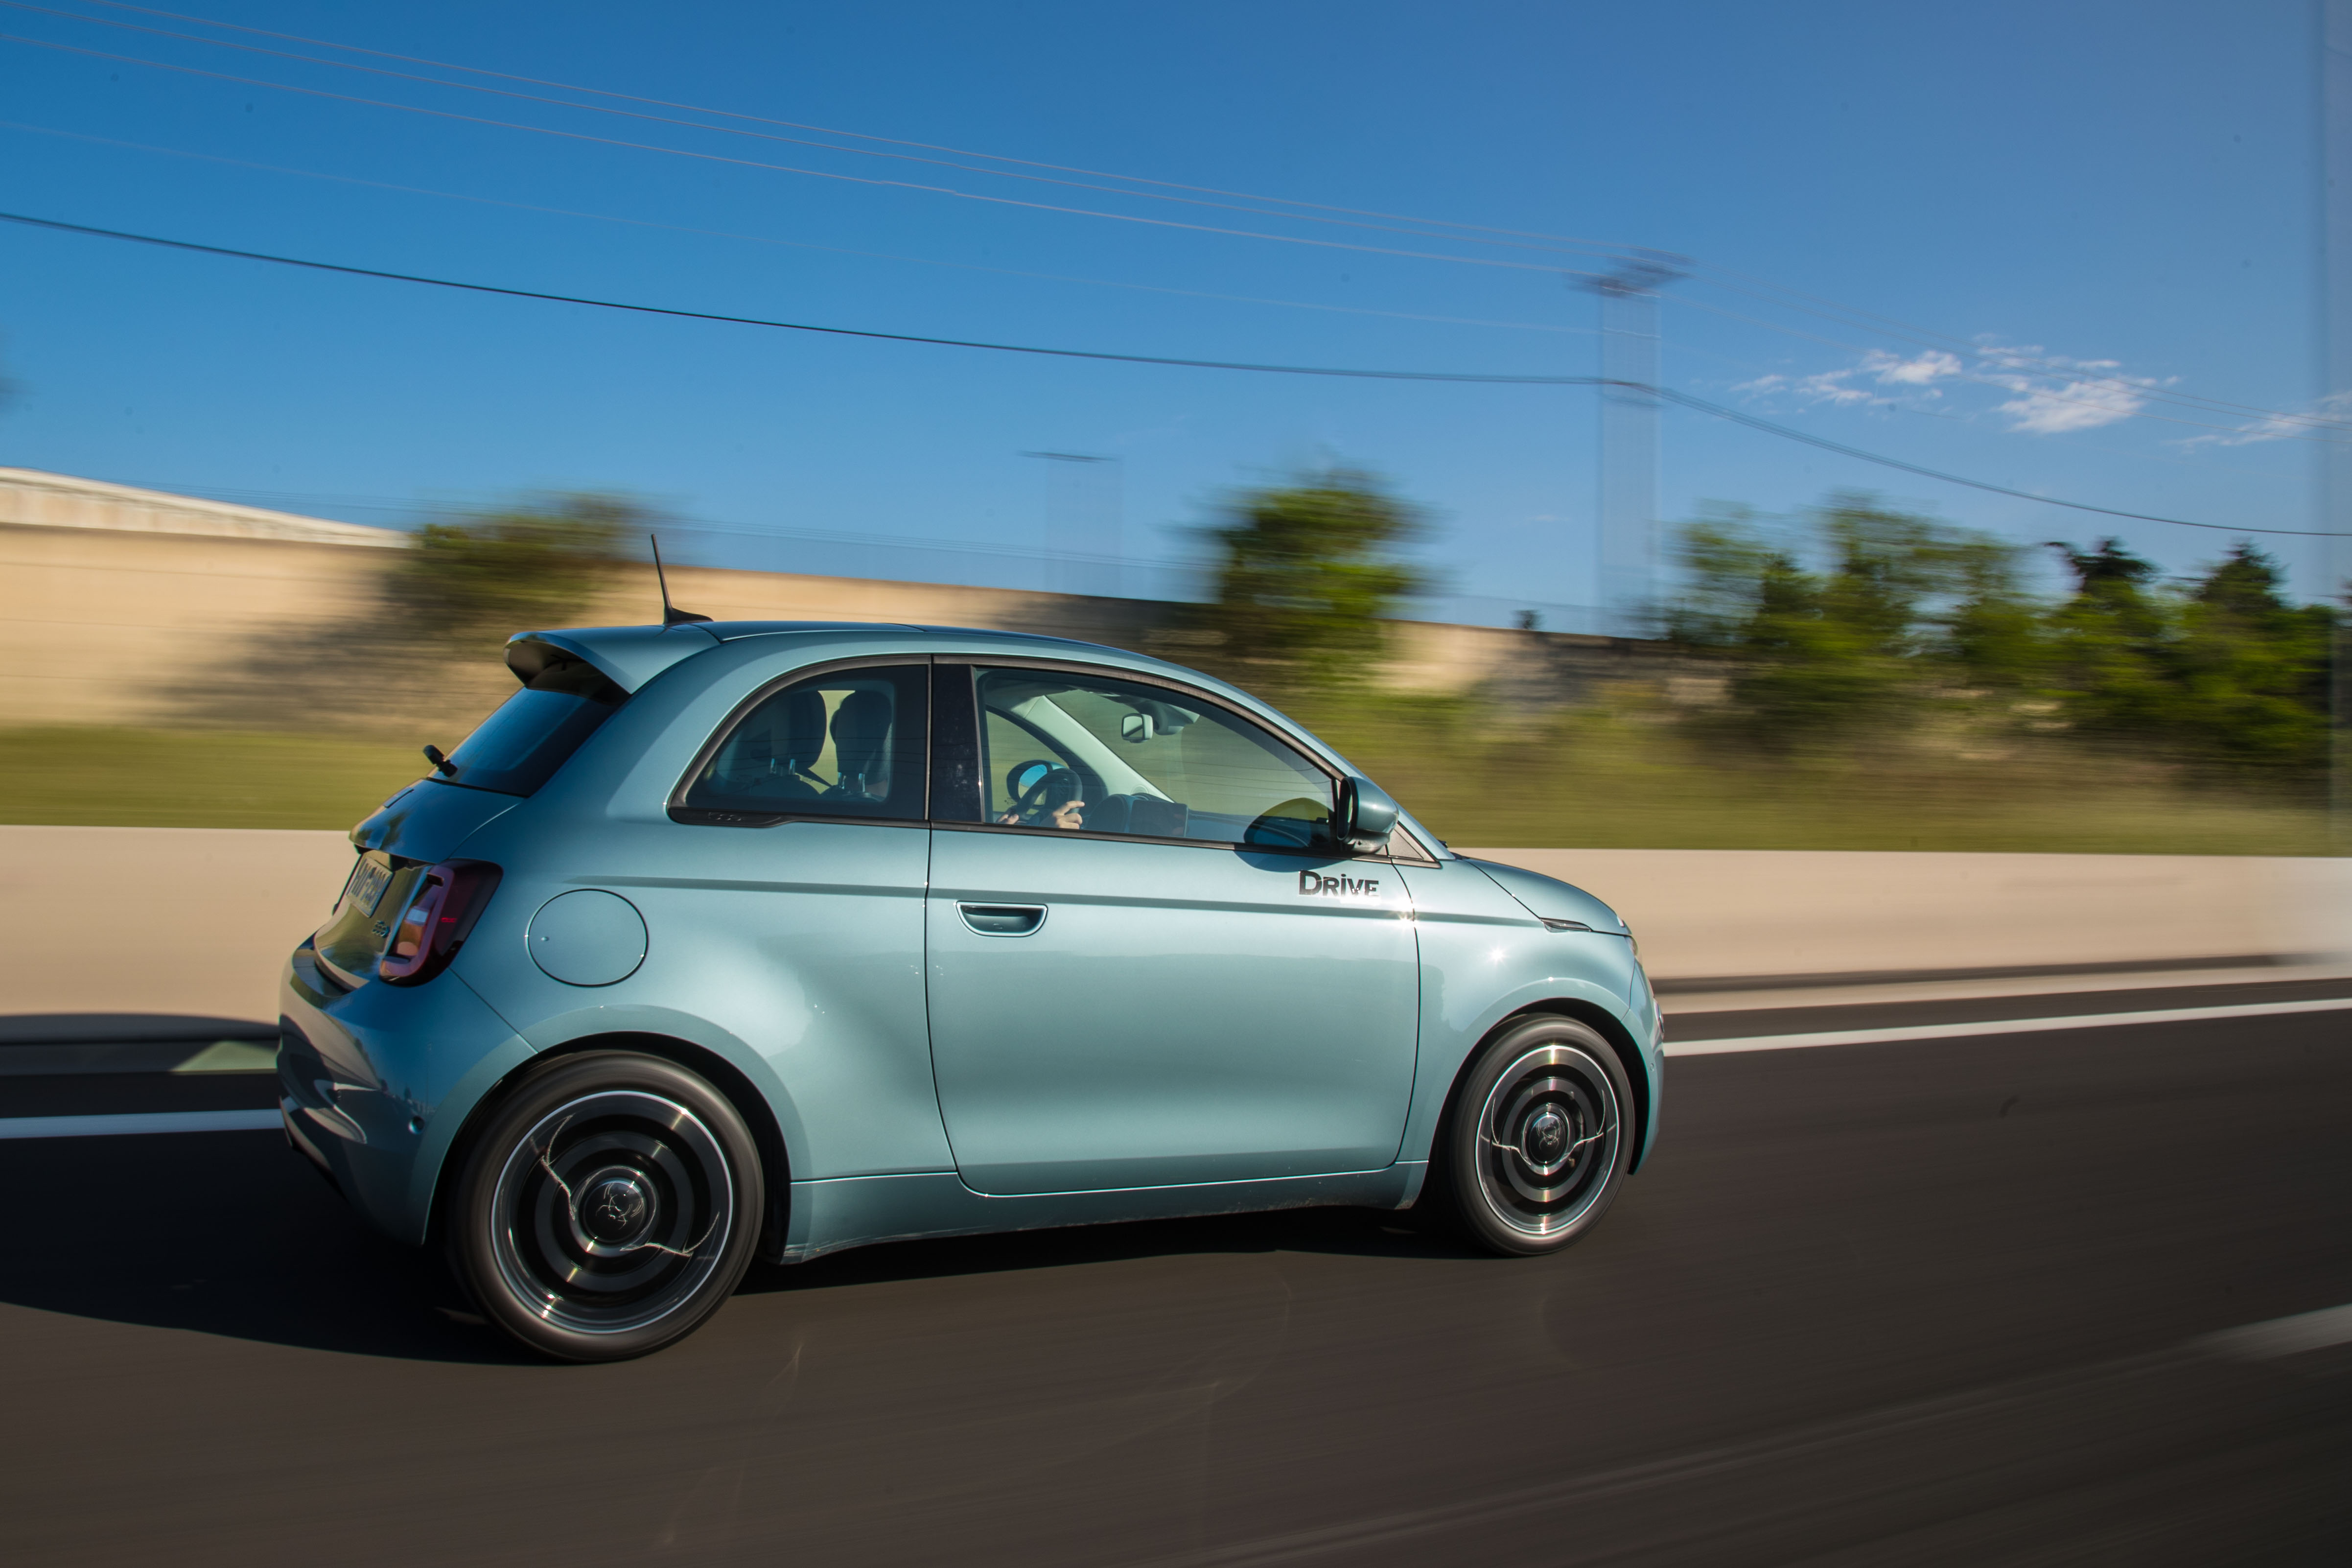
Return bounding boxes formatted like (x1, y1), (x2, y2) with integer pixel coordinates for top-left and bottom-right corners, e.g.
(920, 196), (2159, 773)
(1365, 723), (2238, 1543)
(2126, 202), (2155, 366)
(1197, 472), (1425, 691)
(1669, 494), (2039, 743)
(1675, 505), (2332, 780)
(2161, 543), (2328, 770)
(2040, 538), (2179, 742)
(390, 493), (637, 651)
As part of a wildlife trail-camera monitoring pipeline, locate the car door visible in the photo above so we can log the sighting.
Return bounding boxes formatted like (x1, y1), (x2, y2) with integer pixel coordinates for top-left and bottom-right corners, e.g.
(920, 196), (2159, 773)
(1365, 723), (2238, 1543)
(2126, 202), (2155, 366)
(665, 659), (944, 1181)
(923, 661), (1420, 1196)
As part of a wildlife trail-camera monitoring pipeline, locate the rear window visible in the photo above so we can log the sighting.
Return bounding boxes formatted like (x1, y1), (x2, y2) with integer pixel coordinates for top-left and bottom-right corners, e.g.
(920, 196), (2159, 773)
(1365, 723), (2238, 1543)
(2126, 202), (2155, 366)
(442, 656), (627, 796)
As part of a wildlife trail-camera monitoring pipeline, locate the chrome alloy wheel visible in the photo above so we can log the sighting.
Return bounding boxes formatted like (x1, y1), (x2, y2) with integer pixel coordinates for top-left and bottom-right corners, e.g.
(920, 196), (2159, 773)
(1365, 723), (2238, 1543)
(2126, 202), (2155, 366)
(1472, 1043), (1621, 1239)
(488, 1089), (735, 1336)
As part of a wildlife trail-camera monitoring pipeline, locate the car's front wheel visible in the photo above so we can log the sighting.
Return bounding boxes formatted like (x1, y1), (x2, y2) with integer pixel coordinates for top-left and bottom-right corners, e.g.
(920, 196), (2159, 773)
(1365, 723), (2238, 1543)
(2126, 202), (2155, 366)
(1428, 1016), (1632, 1256)
(445, 1051), (763, 1362)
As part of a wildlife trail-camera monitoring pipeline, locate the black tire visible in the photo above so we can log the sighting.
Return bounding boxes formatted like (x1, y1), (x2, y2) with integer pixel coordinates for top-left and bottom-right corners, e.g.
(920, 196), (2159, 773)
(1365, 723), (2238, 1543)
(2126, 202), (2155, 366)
(445, 1051), (763, 1362)
(1427, 1016), (1633, 1257)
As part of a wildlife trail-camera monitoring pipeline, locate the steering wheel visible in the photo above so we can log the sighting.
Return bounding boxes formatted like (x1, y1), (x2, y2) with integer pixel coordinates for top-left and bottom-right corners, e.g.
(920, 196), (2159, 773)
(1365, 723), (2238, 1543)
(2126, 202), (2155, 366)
(1003, 759), (1081, 824)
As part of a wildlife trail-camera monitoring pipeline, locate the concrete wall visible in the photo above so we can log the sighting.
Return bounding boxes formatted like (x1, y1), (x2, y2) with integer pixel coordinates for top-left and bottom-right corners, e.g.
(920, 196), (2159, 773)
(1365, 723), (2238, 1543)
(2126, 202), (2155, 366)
(0, 468), (1663, 728)
(3, 825), (2342, 1035)
(0, 522), (393, 725)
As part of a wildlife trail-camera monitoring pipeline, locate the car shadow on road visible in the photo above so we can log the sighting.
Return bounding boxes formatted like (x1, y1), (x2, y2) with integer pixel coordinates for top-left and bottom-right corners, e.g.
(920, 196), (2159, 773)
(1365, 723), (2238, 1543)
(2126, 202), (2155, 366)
(4, 1129), (534, 1364)
(737, 1197), (1473, 1299)
(6, 1128), (1474, 1361)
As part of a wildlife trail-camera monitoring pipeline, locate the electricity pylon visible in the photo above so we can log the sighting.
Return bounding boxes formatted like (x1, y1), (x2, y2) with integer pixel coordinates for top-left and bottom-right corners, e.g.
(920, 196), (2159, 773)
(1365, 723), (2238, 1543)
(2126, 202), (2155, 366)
(1583, 252), (1687, 638)
(2326, 0), (2352, 843)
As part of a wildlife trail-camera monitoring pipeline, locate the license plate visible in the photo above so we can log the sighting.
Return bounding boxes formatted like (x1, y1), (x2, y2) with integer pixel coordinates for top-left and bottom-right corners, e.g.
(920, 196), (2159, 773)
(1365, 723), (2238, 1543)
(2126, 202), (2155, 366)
(343, 859), (392, 918)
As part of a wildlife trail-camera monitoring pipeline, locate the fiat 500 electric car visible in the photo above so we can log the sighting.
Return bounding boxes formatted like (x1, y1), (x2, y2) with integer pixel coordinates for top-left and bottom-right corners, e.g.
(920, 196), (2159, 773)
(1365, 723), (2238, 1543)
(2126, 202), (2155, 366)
(280, 620), (1663, 1360)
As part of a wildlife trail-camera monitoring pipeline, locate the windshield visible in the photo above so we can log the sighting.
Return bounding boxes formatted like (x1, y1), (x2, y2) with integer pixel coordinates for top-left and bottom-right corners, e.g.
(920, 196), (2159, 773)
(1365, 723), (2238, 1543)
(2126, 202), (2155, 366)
(442, 656), (627, 796)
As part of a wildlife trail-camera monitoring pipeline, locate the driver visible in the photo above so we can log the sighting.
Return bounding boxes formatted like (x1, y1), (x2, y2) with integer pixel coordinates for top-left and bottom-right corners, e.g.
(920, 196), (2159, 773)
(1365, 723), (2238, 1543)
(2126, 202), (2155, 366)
(998, 760), (1087, 830)
(999, 797), (1085, 830)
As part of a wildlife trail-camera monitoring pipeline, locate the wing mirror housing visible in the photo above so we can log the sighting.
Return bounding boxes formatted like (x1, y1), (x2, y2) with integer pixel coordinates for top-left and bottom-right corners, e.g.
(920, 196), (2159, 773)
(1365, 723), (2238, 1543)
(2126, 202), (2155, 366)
(1338, 776), (1401, 851)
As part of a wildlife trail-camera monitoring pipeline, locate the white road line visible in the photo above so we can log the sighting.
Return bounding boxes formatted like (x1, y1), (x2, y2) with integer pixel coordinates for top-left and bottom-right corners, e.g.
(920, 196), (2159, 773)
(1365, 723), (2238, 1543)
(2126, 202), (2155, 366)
(2197, 1303), (2352, 1362)
(8, 997), (2349, 1132)
(0, 1109), (282, 1141)
(1664, 995), (2352, 1056)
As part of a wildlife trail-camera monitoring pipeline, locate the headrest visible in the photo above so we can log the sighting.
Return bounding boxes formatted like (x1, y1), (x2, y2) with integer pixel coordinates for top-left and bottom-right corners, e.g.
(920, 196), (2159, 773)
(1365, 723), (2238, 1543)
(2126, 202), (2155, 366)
(768, 688), (828, 773)
(830, 688), (895, 789)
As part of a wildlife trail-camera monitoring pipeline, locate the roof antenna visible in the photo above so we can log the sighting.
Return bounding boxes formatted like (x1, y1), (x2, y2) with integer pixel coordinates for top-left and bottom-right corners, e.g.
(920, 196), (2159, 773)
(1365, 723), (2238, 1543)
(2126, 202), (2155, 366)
(650, 534), (711, 627)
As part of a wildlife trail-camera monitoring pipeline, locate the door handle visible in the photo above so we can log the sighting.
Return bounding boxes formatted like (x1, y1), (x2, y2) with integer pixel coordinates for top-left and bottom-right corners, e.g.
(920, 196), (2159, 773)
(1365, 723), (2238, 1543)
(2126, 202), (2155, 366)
(958, 903), (1047, 937)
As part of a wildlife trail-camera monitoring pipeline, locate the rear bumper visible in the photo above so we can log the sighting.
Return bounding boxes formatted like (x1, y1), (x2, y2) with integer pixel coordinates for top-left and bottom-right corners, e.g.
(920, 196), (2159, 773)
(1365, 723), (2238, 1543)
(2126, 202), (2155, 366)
(278, 940), (538, 1246)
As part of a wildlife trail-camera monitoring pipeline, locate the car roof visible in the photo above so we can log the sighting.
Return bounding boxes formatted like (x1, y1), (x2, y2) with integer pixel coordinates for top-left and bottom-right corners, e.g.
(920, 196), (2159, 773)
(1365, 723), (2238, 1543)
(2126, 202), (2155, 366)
(508, 621), (1203, 696)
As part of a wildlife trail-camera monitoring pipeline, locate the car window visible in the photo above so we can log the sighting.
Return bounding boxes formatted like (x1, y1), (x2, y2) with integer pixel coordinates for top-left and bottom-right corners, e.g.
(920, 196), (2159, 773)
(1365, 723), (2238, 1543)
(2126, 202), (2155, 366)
(440, 655), (626, 796)
(972, 667), (1334, 849)
(681, 664), (928, 821)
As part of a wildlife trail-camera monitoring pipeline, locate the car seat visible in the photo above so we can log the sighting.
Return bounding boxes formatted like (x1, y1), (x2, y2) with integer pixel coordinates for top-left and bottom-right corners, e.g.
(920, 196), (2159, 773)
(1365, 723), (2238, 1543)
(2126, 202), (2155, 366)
(827, 688), (894, 800)
(711, 687), (825, 798)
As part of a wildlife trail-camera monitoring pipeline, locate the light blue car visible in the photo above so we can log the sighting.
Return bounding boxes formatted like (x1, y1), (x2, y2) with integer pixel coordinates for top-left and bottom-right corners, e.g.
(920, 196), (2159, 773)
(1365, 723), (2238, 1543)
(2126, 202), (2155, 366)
(280, 620), (1663, 1360)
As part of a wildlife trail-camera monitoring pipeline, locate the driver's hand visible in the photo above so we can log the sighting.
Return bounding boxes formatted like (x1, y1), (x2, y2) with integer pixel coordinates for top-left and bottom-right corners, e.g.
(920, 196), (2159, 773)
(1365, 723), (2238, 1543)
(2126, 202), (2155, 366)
(996, 810), (1020, 825)
(1048, 798), (1085, 830)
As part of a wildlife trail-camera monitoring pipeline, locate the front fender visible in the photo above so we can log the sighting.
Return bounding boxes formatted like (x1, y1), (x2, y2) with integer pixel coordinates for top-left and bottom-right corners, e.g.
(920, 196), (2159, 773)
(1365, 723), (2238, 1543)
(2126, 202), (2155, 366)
(1396, 859), (1662, 1186)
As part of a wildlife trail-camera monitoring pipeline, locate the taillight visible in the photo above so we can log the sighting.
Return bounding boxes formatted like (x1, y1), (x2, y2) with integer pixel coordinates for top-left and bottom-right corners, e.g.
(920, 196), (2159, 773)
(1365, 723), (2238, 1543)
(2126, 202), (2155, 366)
(378, 860), (502, 984)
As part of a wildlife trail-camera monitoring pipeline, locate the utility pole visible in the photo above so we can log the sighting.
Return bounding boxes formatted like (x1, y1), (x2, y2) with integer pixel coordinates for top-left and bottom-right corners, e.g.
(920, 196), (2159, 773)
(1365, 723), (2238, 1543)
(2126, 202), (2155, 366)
(2324, 0), (2352, 845)
(1582, 252), (1686, 638)
(1020, 451), (1122, 598)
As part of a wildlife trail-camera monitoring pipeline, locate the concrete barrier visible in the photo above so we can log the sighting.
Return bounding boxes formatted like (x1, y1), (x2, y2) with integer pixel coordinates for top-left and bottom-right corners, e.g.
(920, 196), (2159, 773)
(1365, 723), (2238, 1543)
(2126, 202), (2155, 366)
(1459, 848), (2352, 988)
(2, 825), (2344, 1038)
(0, 825), (352, 1036)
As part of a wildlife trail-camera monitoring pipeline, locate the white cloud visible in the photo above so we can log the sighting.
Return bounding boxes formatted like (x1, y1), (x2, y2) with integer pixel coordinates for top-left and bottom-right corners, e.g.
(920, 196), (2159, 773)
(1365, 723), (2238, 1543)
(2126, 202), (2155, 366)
(1735, 354), (1950, 410)
(1862, 349), (1963, 387)
(1793, 368), (1875, 406)
(1733, 338), (2174, 436)
(2177, 389), (2352, 448)
(1972, 341), (2169, 435)
(1994, 378), (2149, 434)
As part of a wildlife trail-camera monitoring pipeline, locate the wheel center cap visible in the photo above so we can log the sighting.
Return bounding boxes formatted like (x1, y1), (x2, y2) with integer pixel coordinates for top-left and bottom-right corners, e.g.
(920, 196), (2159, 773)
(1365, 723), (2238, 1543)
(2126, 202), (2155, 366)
(1525, 1108), (1568, 1161)
(582, 1173), (652, 1243)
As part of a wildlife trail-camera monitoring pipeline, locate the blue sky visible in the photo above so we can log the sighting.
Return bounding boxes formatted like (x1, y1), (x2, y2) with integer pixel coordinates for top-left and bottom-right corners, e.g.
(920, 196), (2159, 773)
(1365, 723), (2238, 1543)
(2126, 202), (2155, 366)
(0, 0), (2338, 620)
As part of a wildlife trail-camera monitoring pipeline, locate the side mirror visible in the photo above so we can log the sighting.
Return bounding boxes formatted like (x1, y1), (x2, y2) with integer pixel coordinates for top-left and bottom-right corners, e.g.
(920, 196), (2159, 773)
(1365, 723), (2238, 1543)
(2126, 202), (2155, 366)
(1339, 776), (1401, 850)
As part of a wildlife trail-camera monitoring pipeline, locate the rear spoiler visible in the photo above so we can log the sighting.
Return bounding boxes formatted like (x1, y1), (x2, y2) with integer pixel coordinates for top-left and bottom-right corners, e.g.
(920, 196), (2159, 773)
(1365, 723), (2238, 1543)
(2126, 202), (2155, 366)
(505, 624), (720, 694)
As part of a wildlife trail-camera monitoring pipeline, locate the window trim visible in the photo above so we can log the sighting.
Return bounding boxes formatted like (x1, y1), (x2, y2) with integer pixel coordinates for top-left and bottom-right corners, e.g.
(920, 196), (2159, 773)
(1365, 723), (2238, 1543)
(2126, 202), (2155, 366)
(958, 656), (1370, 860)
(667, 650), (1427, 862)
(667, 655), (932, 829)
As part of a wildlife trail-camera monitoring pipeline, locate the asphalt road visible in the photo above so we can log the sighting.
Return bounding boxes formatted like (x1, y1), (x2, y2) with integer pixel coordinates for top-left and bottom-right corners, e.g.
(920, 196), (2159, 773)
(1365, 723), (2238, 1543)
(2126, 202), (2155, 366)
(3, 996), (2349, 1566)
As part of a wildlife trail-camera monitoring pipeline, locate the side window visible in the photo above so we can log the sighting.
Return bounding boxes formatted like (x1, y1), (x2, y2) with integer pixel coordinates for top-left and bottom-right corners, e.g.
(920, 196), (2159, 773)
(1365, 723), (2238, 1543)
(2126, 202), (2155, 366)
(680, 664), (928, 822)
(973, 668), (1334, 849)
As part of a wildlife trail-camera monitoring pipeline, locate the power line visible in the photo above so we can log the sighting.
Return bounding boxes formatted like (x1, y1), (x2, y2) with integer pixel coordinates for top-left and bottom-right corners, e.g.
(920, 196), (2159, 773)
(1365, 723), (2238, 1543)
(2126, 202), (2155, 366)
(4, 208), (2344, 538)
(0, 119), (1591, 338)
(0, 209), (1591, 379)
(0, 31), (1572, 278)
(61, 0), (1644, 254)
(1641, 388), (2342, 536)
(34, 0), (2340, 438)
(3, 0), (1617, 263)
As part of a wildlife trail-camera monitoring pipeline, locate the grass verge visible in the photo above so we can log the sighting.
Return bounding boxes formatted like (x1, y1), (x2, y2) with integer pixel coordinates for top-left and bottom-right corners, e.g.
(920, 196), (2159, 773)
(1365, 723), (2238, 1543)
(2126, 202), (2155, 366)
(0, 720), (2335, 854)
(0, 727), (427, 831)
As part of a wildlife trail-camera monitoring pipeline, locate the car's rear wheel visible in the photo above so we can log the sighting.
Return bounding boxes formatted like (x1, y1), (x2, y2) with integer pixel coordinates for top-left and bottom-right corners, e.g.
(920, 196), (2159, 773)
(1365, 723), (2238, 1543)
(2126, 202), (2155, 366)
(1429, 1016), (1632, 1256)
(446, 1051), (762, 1362)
